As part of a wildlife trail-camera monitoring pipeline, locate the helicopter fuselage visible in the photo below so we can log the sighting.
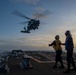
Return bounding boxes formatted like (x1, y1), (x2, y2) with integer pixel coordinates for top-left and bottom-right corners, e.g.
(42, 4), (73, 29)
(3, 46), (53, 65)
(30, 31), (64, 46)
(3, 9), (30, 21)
(21, 19), (40, 33)
(27, 19), (40, 30)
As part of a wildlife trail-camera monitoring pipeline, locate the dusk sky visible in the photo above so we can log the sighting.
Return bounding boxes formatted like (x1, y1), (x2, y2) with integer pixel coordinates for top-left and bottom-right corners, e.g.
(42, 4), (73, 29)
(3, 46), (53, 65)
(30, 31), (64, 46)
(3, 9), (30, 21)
(0, 0), (76, 52)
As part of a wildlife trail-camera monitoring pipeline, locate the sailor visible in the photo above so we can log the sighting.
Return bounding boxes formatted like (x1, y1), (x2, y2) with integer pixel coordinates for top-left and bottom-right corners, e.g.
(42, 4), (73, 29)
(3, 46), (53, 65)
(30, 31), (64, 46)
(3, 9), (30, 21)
(49, 35), (64, 68)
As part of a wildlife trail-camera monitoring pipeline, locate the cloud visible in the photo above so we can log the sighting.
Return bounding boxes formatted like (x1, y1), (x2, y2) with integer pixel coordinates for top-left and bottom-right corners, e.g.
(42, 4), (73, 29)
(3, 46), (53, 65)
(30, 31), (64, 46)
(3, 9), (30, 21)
(0, 40), (9, 46)
(16, 36), (54, 50)
(17, 36), (51, 42)
(9, 0), (40, 4)
(0, 36), (52, 51)
(0, 40), (8, 43)
(0, 40), (49, 52)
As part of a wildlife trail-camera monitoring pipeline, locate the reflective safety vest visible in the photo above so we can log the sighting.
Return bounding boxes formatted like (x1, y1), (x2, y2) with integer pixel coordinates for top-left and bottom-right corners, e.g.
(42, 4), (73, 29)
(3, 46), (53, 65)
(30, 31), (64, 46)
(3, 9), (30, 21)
(53, 40), (62, 51)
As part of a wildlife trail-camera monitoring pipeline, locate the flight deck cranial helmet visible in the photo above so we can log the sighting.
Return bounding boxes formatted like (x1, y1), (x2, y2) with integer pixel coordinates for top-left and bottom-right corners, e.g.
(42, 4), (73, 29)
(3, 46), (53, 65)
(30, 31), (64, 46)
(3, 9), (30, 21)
(65, 30), (71, 36)
(55, 35), (60, 40)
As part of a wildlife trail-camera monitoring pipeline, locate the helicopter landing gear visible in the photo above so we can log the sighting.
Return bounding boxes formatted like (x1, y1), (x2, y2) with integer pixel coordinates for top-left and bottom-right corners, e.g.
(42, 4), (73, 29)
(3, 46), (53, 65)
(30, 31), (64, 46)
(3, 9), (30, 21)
(21, 30), (30, 33)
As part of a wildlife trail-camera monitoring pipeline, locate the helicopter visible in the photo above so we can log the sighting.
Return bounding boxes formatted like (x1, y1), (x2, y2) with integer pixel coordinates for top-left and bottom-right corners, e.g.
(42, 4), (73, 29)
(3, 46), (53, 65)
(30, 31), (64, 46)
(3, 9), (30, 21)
(12, 10), (51, 33)
(21, 19), (40, 33)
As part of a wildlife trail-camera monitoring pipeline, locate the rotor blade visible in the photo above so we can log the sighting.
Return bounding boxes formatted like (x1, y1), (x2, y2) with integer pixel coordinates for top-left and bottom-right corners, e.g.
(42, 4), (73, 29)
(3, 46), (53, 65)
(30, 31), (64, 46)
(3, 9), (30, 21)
(19, 21), (29, 24)
(11, 10), (31, 20)
(33, 10), (52, 19)
(34, 13), (45, 19)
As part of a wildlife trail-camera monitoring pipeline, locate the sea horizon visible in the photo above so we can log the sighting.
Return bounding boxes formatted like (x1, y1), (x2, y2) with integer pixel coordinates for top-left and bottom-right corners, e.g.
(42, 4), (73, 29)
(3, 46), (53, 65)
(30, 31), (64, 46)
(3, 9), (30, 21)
(0, 49), (76, 53)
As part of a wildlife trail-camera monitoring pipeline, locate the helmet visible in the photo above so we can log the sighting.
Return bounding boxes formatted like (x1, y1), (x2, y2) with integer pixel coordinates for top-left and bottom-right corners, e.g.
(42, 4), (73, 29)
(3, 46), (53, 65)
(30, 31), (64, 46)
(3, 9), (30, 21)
(55, 35), (60, 40)
(65, 30), (70, 36)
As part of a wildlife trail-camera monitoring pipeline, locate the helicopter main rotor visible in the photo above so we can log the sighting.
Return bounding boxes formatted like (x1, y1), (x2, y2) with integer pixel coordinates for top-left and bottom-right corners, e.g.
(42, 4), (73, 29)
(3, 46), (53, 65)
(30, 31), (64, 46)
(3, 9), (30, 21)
(11, 10), (31, 20)
(11, 10), (52, 33)
(12, 9), (52, 20)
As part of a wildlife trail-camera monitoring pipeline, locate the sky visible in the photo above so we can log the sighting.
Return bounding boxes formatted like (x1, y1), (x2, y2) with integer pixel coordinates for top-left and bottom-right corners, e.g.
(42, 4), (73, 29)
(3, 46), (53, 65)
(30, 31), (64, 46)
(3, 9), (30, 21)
(0, 0), (76, 52)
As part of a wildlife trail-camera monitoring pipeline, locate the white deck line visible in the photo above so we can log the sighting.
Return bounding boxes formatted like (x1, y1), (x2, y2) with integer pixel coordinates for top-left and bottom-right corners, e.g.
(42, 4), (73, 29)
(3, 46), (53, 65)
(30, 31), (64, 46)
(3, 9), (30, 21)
(38, 52), (55, 61)
(28, 53), (76, 65)
(37, 52), (68, 66)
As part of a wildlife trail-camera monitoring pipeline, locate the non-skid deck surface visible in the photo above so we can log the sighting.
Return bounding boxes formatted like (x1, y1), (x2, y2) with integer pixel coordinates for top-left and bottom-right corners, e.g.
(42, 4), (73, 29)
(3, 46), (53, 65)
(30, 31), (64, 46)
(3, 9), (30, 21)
(0, 51), (76, 75)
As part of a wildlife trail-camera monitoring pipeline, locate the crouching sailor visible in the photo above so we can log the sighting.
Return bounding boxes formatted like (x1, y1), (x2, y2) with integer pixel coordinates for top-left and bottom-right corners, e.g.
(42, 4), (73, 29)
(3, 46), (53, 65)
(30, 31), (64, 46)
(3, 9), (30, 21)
(19, 54), (33, 70)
